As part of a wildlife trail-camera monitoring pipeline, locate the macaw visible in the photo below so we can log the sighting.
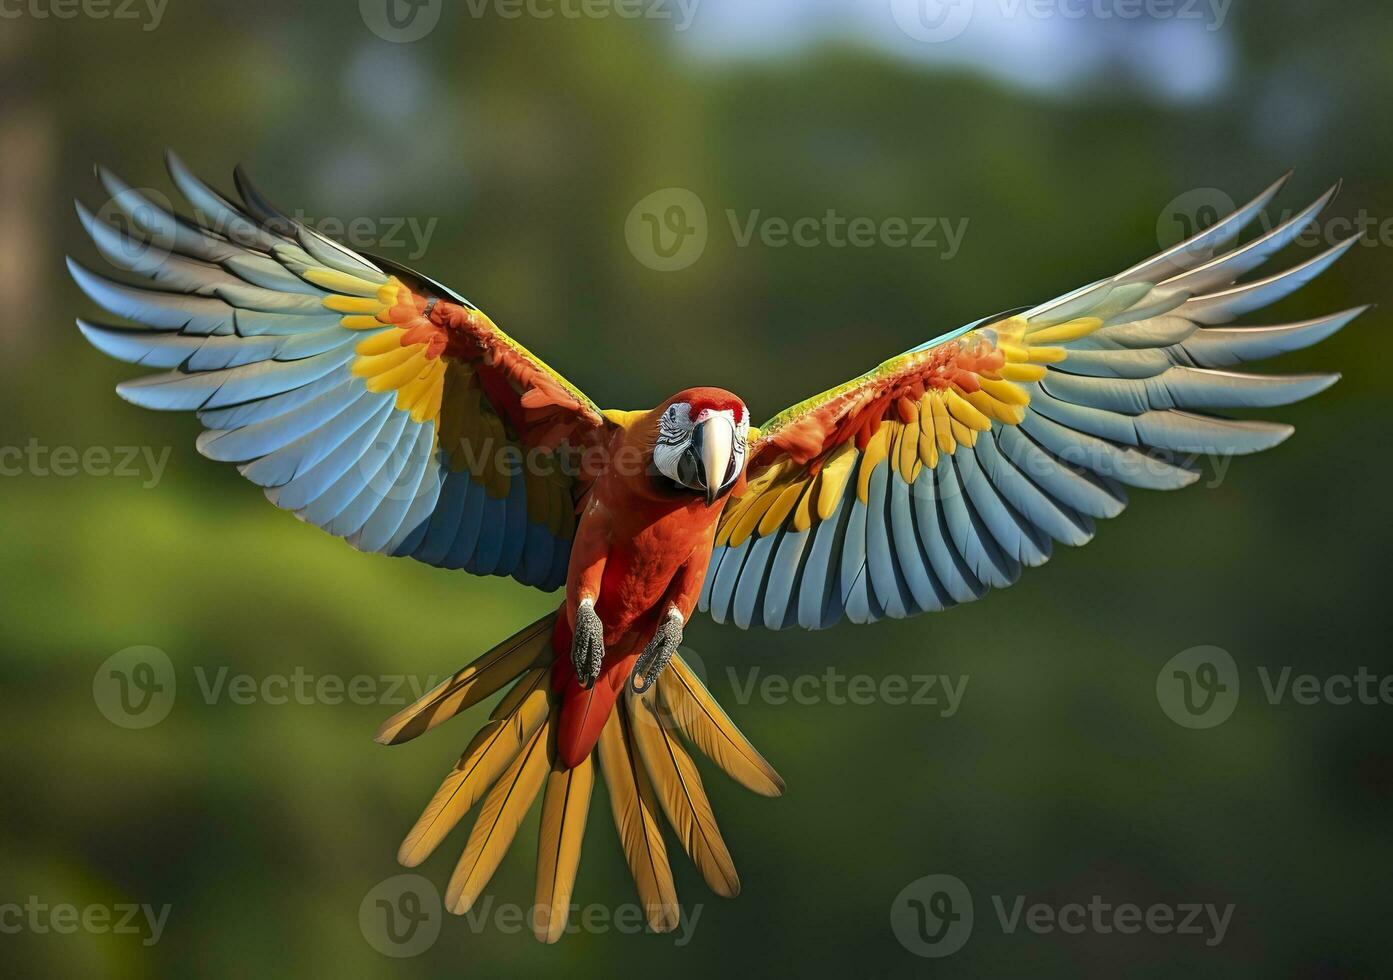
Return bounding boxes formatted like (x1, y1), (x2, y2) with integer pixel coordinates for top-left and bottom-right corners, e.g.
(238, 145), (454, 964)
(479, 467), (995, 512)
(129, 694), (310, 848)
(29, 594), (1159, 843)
(72, 156), (1362, 942)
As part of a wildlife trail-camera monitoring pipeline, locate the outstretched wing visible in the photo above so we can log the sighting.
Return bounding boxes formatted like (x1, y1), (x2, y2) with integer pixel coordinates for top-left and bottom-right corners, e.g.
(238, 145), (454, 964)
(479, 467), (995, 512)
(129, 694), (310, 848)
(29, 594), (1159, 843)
(72, 152), (608, 591)
(702, 176), (1364, 629)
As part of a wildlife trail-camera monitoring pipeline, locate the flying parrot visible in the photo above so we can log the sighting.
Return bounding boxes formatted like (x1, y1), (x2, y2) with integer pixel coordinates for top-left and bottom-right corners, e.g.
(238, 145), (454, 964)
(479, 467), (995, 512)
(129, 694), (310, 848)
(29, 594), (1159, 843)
(71, 156), (1362, 942)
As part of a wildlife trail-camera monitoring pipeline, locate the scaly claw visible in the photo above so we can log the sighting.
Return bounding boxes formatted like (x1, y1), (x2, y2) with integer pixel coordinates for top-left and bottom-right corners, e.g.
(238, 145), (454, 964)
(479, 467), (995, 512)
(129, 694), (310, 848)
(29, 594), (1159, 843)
(631, 607), (683, 694)
(571, 598), (605, 689)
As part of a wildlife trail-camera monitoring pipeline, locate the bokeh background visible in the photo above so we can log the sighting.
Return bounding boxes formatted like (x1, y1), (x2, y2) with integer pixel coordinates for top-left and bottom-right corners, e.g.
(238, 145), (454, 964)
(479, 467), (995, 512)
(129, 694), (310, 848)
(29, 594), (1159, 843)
(3, 0), (1391, 975)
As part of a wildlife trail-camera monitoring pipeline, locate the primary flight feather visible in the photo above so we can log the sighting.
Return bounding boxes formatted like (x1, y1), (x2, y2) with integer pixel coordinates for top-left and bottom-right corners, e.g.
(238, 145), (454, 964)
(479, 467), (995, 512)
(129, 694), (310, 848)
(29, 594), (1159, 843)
(71, 156), (1362, 941)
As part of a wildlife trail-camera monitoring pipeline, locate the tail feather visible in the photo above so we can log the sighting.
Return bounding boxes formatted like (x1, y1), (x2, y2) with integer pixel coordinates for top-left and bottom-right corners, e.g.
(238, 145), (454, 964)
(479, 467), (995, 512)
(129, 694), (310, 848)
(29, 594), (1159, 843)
(489, 666), (548, 721)
(445, 711), (553, 914)
(375, 613), (555, 745)
(627, 687), (741, 898)
(658, 656), (786, 798)
(397, 668), (551, 867)
(596, 710), (680, 932)
(381, 610), (782, 940)
(532, 754), (595, 943)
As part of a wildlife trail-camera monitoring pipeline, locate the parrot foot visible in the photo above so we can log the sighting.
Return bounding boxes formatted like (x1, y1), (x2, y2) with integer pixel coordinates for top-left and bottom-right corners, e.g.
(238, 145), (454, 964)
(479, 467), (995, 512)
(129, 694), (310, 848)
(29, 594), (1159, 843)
(631, 607), (683, 694)
(571, 598), (605, 689)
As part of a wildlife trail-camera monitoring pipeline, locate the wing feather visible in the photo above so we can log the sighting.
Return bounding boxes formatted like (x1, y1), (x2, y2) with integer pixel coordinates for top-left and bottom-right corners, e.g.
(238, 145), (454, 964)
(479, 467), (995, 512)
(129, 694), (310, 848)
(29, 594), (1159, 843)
(74, 154), (610, 592)
(706, 178), (1360, 629)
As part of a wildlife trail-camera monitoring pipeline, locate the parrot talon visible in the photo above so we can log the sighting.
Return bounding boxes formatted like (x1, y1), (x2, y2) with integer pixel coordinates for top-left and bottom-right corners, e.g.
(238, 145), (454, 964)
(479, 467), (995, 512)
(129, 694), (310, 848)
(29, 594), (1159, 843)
(571, 598), (605, 689)
(630, 646), (675, 694)
(630, 607), (683, 694)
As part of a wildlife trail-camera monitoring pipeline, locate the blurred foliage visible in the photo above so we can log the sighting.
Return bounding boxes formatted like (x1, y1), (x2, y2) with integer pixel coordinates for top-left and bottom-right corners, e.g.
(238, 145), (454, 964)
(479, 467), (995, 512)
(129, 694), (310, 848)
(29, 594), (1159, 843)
(2, 0), (1391, 976)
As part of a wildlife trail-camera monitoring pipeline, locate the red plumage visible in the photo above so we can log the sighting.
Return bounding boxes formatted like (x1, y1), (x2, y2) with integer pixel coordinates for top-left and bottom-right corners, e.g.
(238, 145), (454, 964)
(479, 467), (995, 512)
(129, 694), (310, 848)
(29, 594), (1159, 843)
(685, 390), (746, 423)
(550, 387), (746, 767)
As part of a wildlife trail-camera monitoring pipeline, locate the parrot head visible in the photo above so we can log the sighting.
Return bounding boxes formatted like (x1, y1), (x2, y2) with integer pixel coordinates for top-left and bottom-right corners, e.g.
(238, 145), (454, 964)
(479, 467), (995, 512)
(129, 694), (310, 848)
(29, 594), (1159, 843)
(652, 388), (749, 506)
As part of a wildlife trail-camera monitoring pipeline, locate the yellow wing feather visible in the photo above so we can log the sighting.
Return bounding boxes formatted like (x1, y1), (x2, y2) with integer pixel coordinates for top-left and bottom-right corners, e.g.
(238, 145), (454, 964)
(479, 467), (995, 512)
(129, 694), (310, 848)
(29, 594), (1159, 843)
(716, 313), (1112, 542)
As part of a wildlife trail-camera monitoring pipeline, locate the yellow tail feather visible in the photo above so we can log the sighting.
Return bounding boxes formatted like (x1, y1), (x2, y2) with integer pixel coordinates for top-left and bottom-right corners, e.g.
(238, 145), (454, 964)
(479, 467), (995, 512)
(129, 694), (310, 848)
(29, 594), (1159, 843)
(397, 669), (551, 867)
(532, 754), (595, 943)
(445, 712), (553, 914)
(375, 613), (554, 745)
(627, 688), (741, 899)
(382, 639), (776, 941)
(657, 657), (786, 798)
(596, 709), (680, 933)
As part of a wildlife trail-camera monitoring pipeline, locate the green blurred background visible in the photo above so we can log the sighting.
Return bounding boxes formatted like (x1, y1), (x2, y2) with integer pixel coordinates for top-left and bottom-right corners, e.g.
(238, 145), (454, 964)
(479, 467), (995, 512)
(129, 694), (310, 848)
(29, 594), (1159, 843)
(2, 0), (1391, 975)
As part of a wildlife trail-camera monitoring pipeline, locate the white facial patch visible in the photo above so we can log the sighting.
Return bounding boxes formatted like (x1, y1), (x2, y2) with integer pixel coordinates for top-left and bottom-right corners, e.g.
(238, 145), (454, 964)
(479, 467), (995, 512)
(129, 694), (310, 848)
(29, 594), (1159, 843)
(653, 402), (694, 484)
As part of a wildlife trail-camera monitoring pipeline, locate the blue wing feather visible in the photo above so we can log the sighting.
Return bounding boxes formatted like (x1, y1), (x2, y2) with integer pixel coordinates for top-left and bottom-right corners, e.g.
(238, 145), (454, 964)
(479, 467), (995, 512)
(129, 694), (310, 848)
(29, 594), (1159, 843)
(445, 476), (487, 569)
(74, 158), (576, 592)
(865, 463), (914, 619)
(763, 528), (811, 630)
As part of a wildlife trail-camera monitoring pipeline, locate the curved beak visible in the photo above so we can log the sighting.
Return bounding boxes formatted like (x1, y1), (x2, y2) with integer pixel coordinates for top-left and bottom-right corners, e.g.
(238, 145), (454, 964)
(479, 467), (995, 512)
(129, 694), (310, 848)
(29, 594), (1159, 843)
(687, 416), (734, 506)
